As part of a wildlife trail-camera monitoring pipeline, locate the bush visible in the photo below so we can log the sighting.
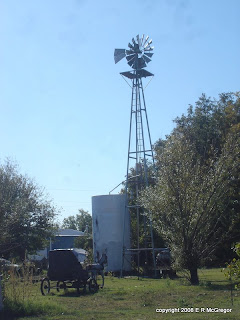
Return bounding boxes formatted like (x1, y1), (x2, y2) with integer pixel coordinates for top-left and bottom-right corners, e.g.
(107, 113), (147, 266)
(223, 243), (240, 289)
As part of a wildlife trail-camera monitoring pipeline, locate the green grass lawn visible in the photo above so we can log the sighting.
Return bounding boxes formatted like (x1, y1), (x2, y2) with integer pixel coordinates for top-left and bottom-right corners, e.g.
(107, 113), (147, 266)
(1, 268), (240, 320)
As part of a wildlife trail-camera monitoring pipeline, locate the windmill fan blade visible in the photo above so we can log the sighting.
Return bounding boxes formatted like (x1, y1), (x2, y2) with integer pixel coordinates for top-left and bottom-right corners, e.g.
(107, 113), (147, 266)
(138, 58), (147, 69)
(135, 43), (140, 51)
(128, 43), (134, 49)
(114, 49), (126, 64)
(144, 40), (153, 50)
(142, 54), (151, 64)
(141, 34), (145, 46)
(145, 46), (154, 51)
(143, 35), (149, 47)
(127, 58), (136, 67)
(136, 34), (140, 45)
(126, 49), (134, 55)
(128, 61), (135, 68)
(126, 54), (136, 62)
(144, 52), (154, 58)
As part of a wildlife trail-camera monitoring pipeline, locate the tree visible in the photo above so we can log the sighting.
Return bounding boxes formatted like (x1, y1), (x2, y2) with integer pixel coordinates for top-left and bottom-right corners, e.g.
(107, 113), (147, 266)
(171, 92), (240, 162)
(141, 93), (240, 284)
(120, 164), (165, 269)
(0, 159), (58, 260)
(74, 235), (93, 251)
(170, 92), (240, 262)
(62, 209), (92, 234)
(62, 210), (93, 253)
(224, 243), (240, 290)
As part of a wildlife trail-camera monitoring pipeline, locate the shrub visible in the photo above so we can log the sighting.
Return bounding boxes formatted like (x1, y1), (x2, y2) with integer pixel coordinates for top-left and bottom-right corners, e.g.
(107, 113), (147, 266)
(223, 243), (240, 289)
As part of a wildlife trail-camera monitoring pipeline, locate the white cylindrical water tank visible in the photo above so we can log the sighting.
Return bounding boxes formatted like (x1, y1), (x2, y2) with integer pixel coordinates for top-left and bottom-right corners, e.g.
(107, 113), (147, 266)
(92, 194), (131, 272)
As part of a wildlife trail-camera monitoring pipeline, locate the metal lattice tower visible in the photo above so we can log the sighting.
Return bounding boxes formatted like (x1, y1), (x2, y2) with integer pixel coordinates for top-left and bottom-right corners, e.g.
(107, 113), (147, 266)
(114, 35), (156, 277)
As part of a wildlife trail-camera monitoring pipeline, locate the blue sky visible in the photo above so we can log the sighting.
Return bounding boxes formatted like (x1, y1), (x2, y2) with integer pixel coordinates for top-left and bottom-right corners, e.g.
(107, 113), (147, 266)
(1, 0), (239, 222)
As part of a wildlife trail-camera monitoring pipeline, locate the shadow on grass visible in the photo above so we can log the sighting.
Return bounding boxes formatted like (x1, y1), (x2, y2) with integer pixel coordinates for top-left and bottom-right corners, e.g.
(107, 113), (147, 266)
(0, 313), (19, 320)
(202, 282), (235, 291)
(51, 290), (100, 298)
(0, 311), (16, 320)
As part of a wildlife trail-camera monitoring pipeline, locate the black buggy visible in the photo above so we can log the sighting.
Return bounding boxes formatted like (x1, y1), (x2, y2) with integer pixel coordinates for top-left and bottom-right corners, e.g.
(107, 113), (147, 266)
(40, 249), (106, 295)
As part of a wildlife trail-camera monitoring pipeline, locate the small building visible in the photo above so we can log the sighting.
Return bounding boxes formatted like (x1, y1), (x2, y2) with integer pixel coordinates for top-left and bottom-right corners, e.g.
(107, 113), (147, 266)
(29, 229), (86, 263)
(50, 229), (85, 250)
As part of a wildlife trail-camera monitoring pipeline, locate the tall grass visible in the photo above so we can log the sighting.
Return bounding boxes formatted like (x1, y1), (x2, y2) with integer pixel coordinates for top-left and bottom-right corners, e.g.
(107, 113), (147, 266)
(1, 264), (66, 319)
(0, 268), (239, 320)
(4, 265), (35, 303)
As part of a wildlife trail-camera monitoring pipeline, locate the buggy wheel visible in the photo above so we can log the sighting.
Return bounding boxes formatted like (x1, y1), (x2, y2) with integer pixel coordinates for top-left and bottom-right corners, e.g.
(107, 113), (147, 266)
(90, 270), (104, 289)
(76, 283), (86, 295)
(56, 281), (66, 293)
(88, 278), (98, 293)
(41, 278), (50, 296)
(96, 271), (104, 289)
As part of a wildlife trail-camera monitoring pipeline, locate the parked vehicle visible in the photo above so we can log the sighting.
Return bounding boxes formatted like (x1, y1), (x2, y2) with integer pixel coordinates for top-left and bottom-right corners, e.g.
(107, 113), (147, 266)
(40, 249), (107, 295)
(0, 258), (21, 275)
(156, 249), (171, 268)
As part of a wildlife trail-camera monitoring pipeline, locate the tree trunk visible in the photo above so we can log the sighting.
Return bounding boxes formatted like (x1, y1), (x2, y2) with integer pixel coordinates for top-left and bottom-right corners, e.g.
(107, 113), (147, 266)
(189, 267), (199, 285)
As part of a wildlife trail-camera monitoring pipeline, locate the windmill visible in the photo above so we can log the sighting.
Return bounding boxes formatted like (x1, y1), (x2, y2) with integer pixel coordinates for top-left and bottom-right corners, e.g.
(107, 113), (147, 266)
(114, 35), (157, 277)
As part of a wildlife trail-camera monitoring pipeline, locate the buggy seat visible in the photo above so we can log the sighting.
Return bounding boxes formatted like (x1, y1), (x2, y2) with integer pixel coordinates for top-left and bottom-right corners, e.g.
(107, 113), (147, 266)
(48, 249), (88, 281)
(86, 263), (104, 271)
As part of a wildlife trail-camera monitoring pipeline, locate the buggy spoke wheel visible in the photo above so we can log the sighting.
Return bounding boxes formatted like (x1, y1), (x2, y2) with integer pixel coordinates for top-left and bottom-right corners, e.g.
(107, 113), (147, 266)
(77, 283), (86, 295)
(41, 278), (50, 296)
(56, 281), (66, 292)
(89, 278), (98, 293)
(96, 272), (104, 289)
(91, 271), (104, 289)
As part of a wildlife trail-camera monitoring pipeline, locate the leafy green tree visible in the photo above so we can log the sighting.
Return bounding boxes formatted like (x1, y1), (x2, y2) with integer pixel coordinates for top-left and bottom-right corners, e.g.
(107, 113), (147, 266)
(170, 92), (240, 261)
(224, 243), (240, 289)
(121, 164), (165, 269)
(62, 209), (92, 234)
(0, 159), (57, 260)
(141, 93), (240, 284)
(74, 235), (93, 250)
(171, 92), (240, 162)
